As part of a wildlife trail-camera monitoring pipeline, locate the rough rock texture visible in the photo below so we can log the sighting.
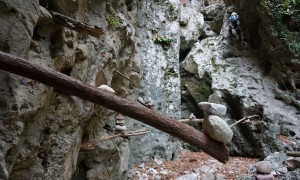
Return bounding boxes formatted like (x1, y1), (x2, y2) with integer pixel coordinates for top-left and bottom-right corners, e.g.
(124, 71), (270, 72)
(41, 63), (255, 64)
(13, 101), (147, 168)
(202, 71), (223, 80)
(1, 0), (300, 179)
(180, 0), (300, 157)
(0, 0), (140, 179)
(127, 0), (182, 164)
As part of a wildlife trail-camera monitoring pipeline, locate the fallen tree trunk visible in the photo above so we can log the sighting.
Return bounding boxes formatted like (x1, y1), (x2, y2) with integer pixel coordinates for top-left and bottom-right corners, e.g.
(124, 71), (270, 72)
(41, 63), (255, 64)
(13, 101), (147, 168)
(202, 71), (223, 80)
(49, 10), (104, 38)
(0, 51), (229, 163)
(286, 151), (300, 157)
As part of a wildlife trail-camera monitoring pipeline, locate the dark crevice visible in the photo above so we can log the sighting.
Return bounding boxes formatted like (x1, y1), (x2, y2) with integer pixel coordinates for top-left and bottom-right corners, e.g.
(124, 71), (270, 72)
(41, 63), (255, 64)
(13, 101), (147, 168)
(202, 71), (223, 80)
(125, 0), (134, 11)
(72, 161), (89, 180)
(223, 91), (243, 120)
(60, 67), (72, 76)
(198, 34), (207, 41)
(277, 81), (293, 91)
(179, 48), (191, 63)
(181, 94), (203, 118)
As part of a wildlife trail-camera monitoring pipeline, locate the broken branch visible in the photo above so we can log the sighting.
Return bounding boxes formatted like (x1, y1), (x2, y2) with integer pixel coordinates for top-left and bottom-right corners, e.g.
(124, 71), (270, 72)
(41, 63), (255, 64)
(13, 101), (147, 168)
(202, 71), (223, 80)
(178, 118), (203, 123)
(81, 129), (150, 151)
(229, 115), (260, 128)
(286, 151), (300, 157)
(0, 51), (229, 163)
(114, 70), (134, 83)
(49, 10), (104, 38)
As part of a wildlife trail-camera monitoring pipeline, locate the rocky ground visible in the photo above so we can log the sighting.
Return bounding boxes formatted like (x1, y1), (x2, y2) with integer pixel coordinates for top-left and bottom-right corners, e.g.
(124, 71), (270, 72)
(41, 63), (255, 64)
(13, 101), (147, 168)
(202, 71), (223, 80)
(129, 149), (259, 180)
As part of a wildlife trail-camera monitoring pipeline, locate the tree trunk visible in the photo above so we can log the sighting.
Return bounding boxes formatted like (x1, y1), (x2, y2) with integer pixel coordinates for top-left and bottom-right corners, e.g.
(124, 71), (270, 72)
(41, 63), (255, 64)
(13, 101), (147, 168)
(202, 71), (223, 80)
(0, 51), (229, 163)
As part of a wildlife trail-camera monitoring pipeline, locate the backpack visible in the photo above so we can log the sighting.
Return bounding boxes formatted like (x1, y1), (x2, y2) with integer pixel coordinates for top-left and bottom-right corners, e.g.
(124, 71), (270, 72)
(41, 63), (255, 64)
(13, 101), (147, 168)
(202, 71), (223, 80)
(230, 15), (239, 29)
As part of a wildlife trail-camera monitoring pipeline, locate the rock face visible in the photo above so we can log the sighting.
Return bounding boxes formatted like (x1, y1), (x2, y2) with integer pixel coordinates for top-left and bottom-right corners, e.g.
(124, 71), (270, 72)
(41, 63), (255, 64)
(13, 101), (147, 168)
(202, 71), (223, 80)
(0, 0), (140, 179)
(127, 0), (181, 164)
(1, 0), (300, 179)
(0, 0), (183, 179)
(180, 0), (300, 157)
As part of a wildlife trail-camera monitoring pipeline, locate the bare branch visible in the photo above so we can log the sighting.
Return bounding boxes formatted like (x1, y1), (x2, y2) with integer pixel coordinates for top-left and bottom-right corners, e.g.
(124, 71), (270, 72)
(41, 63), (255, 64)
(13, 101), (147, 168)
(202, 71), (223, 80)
(81, 129), (150, 151)
(178, 118), (204, 123)
(229, 115), (261, 128)
(113, 70), (135, 83)
(286, 151), (300, 157)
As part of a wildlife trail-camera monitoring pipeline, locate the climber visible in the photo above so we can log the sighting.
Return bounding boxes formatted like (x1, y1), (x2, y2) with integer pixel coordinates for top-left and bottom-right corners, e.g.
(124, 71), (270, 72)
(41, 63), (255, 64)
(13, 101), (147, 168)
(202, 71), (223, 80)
(229, 12), (242, 42)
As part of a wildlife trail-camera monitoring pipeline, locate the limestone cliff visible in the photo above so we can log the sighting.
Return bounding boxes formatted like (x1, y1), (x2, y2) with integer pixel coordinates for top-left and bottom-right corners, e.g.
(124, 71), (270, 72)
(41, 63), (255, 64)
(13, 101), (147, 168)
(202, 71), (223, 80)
(0, 0), (299, 179)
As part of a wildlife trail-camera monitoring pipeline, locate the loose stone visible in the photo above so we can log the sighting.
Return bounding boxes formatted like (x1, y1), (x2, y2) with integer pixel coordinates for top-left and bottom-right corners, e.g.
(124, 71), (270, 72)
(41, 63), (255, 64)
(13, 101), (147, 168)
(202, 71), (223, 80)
(255, 174), (276, 180)
(198, 102), (227, 116)
(202, 115), (233, 143)
(256, 161), (272, 174)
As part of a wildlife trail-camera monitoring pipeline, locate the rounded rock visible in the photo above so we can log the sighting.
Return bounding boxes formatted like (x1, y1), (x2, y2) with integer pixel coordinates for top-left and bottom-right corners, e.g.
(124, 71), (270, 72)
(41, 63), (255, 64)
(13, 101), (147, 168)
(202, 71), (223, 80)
(202, 115), (233, 143)
(256, 161), (272, 174)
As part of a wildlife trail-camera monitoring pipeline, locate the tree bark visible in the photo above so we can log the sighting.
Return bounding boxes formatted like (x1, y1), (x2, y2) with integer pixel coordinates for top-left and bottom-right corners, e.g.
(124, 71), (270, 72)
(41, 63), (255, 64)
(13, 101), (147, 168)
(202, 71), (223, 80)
(49, 10), (104, 38)
(0, 51), (229, 163)
(286, 151), (300, 157)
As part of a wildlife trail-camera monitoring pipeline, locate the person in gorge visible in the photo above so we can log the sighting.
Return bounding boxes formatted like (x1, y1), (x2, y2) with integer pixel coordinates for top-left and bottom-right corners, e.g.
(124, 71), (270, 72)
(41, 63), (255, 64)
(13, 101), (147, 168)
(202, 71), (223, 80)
(229, 12), (242, 42)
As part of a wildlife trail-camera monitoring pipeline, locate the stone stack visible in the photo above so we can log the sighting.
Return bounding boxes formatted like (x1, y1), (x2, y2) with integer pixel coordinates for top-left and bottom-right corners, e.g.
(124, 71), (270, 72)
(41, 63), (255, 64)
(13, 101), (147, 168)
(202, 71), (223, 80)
(137, 97), (155, 109)
(115, 114), (126, 134)
(198, 100), (233, 144)
(255, 161), (275, 180)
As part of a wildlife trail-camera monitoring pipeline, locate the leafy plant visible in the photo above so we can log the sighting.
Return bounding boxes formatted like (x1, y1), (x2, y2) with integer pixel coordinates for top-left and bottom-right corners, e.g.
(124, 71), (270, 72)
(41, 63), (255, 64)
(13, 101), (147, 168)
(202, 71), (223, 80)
(107, 14), (120, 26)
(152, 33), (173, 45)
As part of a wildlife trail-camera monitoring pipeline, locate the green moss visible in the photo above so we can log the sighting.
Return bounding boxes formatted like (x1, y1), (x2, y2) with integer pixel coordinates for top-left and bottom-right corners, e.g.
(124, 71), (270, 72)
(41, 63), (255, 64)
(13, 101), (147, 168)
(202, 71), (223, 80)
(260, 0), (300, 55)
(107, 13), (120, 26)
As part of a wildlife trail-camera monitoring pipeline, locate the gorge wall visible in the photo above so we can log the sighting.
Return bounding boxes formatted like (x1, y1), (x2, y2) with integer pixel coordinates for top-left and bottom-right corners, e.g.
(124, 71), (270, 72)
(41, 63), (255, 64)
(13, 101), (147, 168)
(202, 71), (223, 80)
(0, 0), (299, 179)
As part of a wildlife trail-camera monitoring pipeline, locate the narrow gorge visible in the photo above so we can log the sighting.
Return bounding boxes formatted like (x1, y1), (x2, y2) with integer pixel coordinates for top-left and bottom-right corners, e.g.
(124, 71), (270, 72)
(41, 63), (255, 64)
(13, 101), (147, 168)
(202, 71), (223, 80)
(0, 0), (299, 179)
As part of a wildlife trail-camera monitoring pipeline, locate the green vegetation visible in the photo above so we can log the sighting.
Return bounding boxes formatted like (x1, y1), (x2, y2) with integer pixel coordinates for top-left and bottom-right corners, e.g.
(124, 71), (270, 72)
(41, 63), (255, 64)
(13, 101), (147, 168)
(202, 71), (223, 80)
(152, 33), (173, 45)
(288, 42), (300, 53)
(260, 0), (300, 54)
(107, 14), (120, 26)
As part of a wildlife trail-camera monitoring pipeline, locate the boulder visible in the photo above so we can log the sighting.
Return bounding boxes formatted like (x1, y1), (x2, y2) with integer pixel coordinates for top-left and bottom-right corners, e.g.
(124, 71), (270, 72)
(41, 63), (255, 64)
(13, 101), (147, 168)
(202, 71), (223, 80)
(202, 115), (233, 143)
(198, 102), (227, 116)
